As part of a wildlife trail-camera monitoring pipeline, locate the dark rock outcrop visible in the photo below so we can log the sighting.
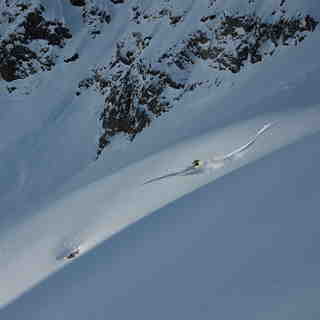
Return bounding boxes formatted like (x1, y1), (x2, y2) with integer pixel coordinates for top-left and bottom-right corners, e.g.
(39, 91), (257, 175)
(0, 5), (72, 82)
(64, 53), (79, 63)
(110, 0), (125, 4)
(0, 1), (318, 159)
(70, 0), (86, 7)
(87, 11), (318, 158)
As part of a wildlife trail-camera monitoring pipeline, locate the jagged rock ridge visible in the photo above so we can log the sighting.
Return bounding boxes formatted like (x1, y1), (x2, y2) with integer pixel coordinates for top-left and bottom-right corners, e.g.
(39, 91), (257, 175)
(76, 8), (318, 157)
(0, 3), (72, 82)
(0, 0), (119, 84)
(0, 0), (318, 159)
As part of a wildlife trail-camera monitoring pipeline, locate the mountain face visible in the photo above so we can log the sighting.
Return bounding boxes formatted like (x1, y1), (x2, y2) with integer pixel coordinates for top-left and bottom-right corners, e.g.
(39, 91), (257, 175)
(1, 1), (320, 317)
(1, 0), (318, 157)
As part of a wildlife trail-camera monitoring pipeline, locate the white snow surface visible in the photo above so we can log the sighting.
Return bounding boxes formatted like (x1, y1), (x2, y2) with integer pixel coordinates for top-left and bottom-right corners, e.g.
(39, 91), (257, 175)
(1, 0), (320, 318)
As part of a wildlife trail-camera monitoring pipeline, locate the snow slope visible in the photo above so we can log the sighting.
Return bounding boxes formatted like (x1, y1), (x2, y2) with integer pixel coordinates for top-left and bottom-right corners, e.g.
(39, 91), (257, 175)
(3, 127), (320, 320)
(0, 0), (320, 318)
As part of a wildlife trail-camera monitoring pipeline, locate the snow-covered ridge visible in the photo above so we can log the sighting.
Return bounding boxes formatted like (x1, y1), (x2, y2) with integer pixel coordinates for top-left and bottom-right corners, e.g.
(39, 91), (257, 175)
(76, 1), (319, 157)
(0, 0), (318, 157)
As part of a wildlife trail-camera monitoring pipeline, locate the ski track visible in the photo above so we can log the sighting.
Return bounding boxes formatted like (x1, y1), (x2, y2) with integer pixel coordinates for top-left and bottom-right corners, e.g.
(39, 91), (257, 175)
(144, 122), (273, 184)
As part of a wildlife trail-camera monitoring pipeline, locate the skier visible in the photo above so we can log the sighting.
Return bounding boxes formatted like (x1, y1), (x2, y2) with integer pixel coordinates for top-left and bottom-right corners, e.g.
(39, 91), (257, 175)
(190, 122), (273, 168)
(63, 247), (81, 260)
(143, 122), (273, 184)
(192, 160), (204, 168)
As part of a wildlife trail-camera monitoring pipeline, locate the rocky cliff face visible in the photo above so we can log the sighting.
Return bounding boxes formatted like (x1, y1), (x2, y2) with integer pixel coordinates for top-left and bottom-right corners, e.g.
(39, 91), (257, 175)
(0, 3), (71, 82)
(0, 0), (318, 158)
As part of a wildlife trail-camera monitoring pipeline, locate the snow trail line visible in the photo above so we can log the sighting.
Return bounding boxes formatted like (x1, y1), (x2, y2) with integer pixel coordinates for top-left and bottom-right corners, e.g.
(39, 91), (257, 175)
(143, 122), (273, 184)
(211, 122), (273, 162)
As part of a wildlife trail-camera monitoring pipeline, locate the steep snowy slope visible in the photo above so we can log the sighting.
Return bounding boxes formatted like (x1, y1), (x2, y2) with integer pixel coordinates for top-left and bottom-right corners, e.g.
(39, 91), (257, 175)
(2, 122), (320, 320)
(0, 0), (320, 318)
(0, 0), (319, 219)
